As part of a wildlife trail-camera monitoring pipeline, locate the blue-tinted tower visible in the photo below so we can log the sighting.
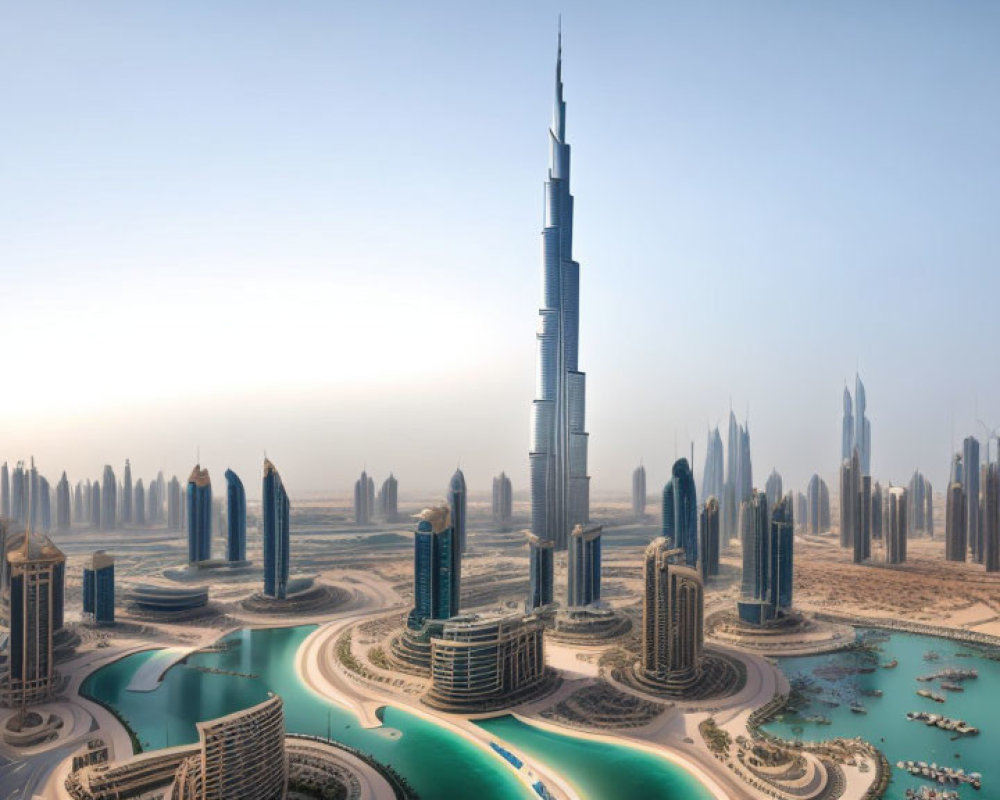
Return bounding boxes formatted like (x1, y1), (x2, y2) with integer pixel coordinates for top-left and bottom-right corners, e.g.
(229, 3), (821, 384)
(769, 495), (794, 611)
(407, 506), (460, 629)
(527, 533), (555, 611)
(448, 468), (467, 554)
(262, 459), (290, 599)
(186, 465), (212, 563)
(83, 551), (115, 624)
(224, 468), (246, 563)
(662, 458), (698, 567)
(567, 523), (601, 607)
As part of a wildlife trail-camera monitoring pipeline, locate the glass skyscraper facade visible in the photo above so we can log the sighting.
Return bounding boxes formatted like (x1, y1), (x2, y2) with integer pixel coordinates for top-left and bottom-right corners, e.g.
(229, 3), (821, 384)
(82, 550), (115, 624)
(738, 491), (794, 625)
(262, 459), (290, 599)
(186, 465), (212, 564)
(529, 33), (590, 611)
(407, 505), (460, 629)
(567, 523), (601, 607)
(448, 468), (467, 554)
(662, 458), (698, 567)
(224, 468), (246, 563)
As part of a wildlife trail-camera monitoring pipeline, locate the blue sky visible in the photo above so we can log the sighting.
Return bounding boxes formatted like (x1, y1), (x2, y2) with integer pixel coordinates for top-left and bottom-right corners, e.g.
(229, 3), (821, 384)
(2, 2), (999, 497)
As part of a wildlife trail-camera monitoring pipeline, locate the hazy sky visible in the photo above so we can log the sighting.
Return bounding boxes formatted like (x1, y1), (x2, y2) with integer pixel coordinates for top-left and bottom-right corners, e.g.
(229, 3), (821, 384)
(3, 2), (1000, 499)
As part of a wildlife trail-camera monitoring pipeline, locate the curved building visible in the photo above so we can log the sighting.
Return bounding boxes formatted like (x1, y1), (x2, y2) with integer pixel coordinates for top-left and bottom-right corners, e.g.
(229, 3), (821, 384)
(641, 537), (704, 692)
(631, 465), (646, 519)
(448, 468), (467, 554)
(224, 469), (246, 563)
(407, 505), (460, 629)
(529, 32), (590, 592)
(129, 583), (209, 614)
(186, 466), (212, 564)
(262, 459), (290, 599)
(662, 458), (698, 567)
(698, 497), (720, 580)
(492, 472), (513, 525)
(567, 523), (601, 608)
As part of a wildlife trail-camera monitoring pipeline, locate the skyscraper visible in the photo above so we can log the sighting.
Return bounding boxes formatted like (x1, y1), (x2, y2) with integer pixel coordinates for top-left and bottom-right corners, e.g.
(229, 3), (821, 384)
(886, 486), (907, 564)
(529, 32), (590, 566)
(134, 479), (145, 527)
(698, 497), (720, 581)
(945, 477), (967, 561)
(492, 472), (513, 525)
(11, 462), (25, 524)
(984, 463), (1000, 573)
(641, 538), (704, 691)
(353, 470), (373, 525)
(186, 465), (212, 564)
(839, 449), (860, 549)
(56, 472), (70, 532)
(526, 532), (554, 611)
(872, 481), (883, 541)
(73, 480), (84, 524)
(448, 468), (467, 554)
(407, 506), (460, 628)
(738, 492), (774, 624)
(841, 385), (854, 461)
(662, 458), (698, 567)
(631, 465), (646, 519)
(122, 459), (132, 525)
(854, 374), (871, 474)
(765, 469), (783, 511)
(701, 427), (725, 503)
(567, 523), (601, 607)
(806, 474), (830, 534)
(963, 437), (981, 562)
(156, 471), (166, 523)
(224, 469), (246, 563)
(925, 483), (934, 538)
(262, 459), (290, 599)
(39, 476), (51, 533)
(0, 462), (8, 520)
(82, 550), (115, 625)
(90, 480), (101, 529)
(101, 465), (117, 531)
(794, 492), (807, 532)
(167, 476), (181, 530)
(770, 495), (794, 611)
(377, 473), (398, 521)
(854, 475), (871, 564)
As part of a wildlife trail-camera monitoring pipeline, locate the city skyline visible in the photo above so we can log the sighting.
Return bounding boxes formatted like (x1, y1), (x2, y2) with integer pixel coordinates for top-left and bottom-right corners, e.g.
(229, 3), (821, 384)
(4, 4), (1000, 497)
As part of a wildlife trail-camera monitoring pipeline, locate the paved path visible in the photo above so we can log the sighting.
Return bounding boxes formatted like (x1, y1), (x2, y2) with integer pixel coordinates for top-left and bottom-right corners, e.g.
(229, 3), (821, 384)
(125, 646), (194, 691)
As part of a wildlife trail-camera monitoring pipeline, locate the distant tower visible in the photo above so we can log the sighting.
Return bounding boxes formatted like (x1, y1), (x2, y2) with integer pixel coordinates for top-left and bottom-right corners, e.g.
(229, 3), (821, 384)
(854, 475), (871, 563)
(854, 374), (871, 474)
(526, 532), (554, 611)
(448, 468), (467, 554)
(794, 492), (807, 532)
(39, 476), (51, 532)
(134, 480), (146, 527)
(529, 32), (590, 557)
(82, 550), (115, 625)
(963, 437), (981, 562)
(806, 474), (828, 534)
(0, 462), (8, 520)
(377, 474), (398, 521)
(872, 481), (883, 541)
(73, 481), (84, 524)
(765, 469), (783, 511)
(262, 459), (290, 599)
(11, 462), (25, 524)
(886, 486), (907, 564)
(701, 427), (725, 504)
(407, 505), (460, 628)
(492, 472), (513, 525)
(156, 471), (166, 522)
(662, 458), (698, 567)
(771, 495), (794, 611)
(698, 497), (720, 580)
(186, 465), (212, 564)
(353, 470), (373, 525)
(122, 459), (132, 524)
(840, 450), (860, 549)
(945, 476), (967, 562)
(641, 538), (704, 691)
(632, 465), (646, 519)
(841, 385), (854, 461)
(925, 481), (933, 538)
(985, 464), (1000, 573)
(567, 523), (601, 607)
(167, 476), (181, 531)
(56, 472), (70, 532)
(101, 465), (117, 531)
(738, 492), (775, 625)
(224, 469), (246, 563)
(90, 480), (101, 529)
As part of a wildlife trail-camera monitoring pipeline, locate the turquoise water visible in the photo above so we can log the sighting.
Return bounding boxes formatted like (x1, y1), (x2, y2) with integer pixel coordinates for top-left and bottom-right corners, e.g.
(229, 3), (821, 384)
(764, 630), (998, 800)
(477, 716), (715, 800)
(82, 626), (532, 800)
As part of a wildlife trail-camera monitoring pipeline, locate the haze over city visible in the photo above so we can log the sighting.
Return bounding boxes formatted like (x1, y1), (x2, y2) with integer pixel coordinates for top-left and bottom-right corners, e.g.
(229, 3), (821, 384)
(5, 1), (1000, 496)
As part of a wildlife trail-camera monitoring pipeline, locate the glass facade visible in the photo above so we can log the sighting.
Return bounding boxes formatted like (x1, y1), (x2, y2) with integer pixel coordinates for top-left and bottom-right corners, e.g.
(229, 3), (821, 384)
(186, 465), (212, 563)
(408, 506), (460, 629)
(662, 458), (698, 567)
(224, 469), (246, 563)
(262, 459), (290, 599)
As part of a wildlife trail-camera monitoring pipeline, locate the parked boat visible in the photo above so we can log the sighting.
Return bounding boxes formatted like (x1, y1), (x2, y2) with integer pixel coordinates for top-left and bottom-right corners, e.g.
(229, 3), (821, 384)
(883, 659), (899, 669)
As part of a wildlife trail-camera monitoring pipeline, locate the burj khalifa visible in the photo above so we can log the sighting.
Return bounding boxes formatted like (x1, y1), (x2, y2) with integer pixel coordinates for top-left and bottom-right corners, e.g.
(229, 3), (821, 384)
(529, 30), (590, 583)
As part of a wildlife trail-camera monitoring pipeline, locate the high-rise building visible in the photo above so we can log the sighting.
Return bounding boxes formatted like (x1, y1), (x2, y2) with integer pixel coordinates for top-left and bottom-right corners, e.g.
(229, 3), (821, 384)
(701, 427), (725, 504)
(886, 486), (907, 564)
(567, 523), (601, 607)
(526, 532), (554, 611)
(167, 476), (181, 530)
(738, 492), (772, 624)
(854, 475), (872, 563)
(839, 450), (860, 549)
(262, 459), (290, 599)
(224, 469), (246, 563)
(11, 462), (25, 524)
(122, 459), (132, 525)
(3, 531), (66, 706)
(39, 476), (51, 532)
(492, 472), (513, 525)
(90, 480), (101, 529)
(529, 33), (590, 559)
(155, 472), (166, 523)
(806, 474), (830, 534)
(0, 462), (8, 520)
(172, 694), (288, 800)
(925, 483), (934, 538)
(794, 492), (807, 532)
(984, 463), (1000, 573)
(56, 472), (70, 531)
(377, 473), (398, 521)
(186, 465), (212, 564)
(353, 470), (374, 525)
(765, 469), (783, 511)
(134, 480), (145, 527)
(841, 385), (854, 461)
(641, 538), (704, 691)
(407, 506), (460, 628)
(27, 459), (39, 532)
(854, 374), (871, 474)
(631, 465), (646, 519)
(73, 480), (84, 524)
(964, 437), (981, 562)
(770, 495), (794, 611)
(101, 465), (117, 531)
(82, 550), (115, 625)
(872, 481), (883, 540)
(945, 478), (967, 561)
(698, 497), (720, 580)
(448, 468), (467, 554)
(662, 458), (698, 567)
